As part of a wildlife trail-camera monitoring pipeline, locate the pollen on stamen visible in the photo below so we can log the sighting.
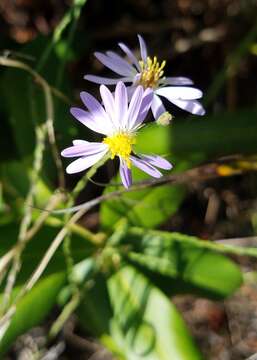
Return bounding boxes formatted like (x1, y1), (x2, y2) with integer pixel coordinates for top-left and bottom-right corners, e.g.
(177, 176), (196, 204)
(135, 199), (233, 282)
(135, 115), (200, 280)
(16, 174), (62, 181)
(138, 56), (166, 89)
(103, 132), (136, 168)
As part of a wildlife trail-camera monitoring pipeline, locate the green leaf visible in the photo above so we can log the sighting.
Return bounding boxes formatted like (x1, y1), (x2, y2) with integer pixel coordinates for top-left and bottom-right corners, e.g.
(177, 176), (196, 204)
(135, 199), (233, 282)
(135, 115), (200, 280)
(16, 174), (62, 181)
(124, 228), (243, 299)
(0, 272), (66, 356)
(108, 265), (203, 360)
(100, 124), (190, 230)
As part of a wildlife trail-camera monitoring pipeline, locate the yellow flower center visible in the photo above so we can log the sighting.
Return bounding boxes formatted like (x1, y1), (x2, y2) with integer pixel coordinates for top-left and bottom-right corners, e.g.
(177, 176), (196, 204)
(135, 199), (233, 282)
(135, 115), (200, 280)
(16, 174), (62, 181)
(138, 56), (166, 89)
(103, 132), (136, 168)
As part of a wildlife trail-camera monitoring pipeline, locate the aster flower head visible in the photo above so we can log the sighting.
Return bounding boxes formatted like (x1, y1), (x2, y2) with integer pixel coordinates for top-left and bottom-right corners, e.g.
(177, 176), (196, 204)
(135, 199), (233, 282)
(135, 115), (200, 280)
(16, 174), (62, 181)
(84, 35), (205, 121)
(61, 81), (172, 188)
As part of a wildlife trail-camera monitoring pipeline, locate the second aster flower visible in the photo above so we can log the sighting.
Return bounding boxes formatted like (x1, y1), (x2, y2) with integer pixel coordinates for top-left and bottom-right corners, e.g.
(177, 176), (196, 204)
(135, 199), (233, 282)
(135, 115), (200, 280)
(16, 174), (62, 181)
(85, 35), (205, 121)
(61, 81), (172, 188)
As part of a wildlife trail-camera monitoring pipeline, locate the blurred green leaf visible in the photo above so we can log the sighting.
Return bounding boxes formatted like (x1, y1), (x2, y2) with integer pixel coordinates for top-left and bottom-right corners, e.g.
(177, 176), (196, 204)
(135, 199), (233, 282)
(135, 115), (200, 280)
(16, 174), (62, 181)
(108, 265), (203, 360)
(77, 272), (113, 337)
(124, 228), (243, 299)
(171, 108), (257, 157)
(0, 272), (66, 356)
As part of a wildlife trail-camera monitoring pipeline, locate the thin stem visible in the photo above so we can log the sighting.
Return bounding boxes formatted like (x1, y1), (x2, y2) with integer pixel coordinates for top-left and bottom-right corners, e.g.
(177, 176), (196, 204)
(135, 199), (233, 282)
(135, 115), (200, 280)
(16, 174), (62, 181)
(1, 123), (47, 313)
(36, 0), (88, 73)
(0, 57), (65, 188)
(49, 290), (80, 339)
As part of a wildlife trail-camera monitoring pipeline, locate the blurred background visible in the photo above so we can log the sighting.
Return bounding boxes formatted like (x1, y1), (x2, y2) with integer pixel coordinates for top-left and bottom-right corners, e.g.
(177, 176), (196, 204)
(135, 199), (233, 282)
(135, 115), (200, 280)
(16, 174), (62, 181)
(0, 0), (257, 359)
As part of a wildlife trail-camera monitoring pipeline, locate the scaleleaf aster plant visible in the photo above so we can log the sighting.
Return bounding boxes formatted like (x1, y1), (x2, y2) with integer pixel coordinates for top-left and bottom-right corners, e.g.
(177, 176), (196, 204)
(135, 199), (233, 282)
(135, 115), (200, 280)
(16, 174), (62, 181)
(61, 81), (172, 188)
(85, 35), (205, 122)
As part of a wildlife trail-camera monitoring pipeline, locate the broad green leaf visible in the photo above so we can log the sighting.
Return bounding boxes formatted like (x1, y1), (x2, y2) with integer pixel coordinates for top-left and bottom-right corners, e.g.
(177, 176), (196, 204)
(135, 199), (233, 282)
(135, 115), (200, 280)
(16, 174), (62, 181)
(124, 228), (243, 299)
(0, 272), (66, 356)
(108, 265), (203, 360)
(101, 124), (189, 230)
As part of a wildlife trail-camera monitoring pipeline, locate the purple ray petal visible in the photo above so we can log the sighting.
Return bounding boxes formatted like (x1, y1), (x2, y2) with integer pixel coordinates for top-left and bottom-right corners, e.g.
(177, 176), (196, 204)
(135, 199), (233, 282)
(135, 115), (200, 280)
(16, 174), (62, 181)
(70, 107), (109, 135)
(130, 155), (162, 178)
(118, 42), (140, 71)
(115, 81), (128, 128)
(84, 74), (131, 85)
(66, 149), (108, 174)
(127, 85), (144, 130)
(80, 92), (113, 134)
(94, 52), (132, 76)
(119, 158), (132, 188)
(151, 94), (166, 120)
(162, 77), (194, 86)
(61, 142), (107, 158)
(169, 99), (206, 116)
(140, 154), (173, 170)
(106, 51), (136, 74)
(100, 85), (115, 122)
(137, 34), (148, 62)
(80, 91), (107, 118)
(155, 86), (203, 100)
(135, 88), (153, 125)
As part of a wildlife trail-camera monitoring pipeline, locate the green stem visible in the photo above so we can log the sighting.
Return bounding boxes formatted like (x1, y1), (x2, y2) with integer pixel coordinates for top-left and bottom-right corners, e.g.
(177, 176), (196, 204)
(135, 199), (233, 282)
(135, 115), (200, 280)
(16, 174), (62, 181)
(62, 154), (109, 287)
(71, 153), (110, 201)
(36, 0), (88, 73)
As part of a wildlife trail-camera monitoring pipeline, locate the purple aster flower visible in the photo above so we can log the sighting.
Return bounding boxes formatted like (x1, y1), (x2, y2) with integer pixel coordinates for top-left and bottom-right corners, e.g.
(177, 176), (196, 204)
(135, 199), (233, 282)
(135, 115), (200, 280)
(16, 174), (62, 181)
(61, 81), (172, 188)
(84, 35), (205, 122)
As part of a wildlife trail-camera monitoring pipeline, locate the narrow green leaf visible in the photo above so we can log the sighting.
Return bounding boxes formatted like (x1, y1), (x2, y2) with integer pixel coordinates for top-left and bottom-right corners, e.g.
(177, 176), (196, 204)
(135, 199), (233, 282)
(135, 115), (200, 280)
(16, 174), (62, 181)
(0, 272), (66, 355)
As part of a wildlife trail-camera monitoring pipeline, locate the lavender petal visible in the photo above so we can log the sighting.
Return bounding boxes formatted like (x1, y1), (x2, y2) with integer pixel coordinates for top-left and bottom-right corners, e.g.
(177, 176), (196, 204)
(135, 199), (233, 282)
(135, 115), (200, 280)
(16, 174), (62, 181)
(162, 77), (194, 86)
(80, 92), (114, 134)
(94, 52), (132, 76)
(169, 99), (206, 116)
(115, 81), (128, 128)
(137, 34), (148, 62)
(84, 74), (130, 85)
(66, 149), (108, 174)
(131, 155), (162, 178)
(61, 142), (107, 158)
(106, 51), (136, 75)
(119, 158), (132, 188)
(135, 88), (153, 126)
(100, 85), (115, 122)
(70, 107), (109, 135)
(151, 94), (166, 120)
(118, 42), (140, 71)
(127, 85), (144, 130)
(140, 154), (173, 170)
(155, 86), (203, 100)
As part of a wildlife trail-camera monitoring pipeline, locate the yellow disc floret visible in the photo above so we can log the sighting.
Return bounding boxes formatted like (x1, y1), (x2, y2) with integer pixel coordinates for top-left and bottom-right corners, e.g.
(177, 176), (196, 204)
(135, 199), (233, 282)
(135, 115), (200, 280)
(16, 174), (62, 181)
(138, 56), (166, 89)
(103, 132), (136, 168)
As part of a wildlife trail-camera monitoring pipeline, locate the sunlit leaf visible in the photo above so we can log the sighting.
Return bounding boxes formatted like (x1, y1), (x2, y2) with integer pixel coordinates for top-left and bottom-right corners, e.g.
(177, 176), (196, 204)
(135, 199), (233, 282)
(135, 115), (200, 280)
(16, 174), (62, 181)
(124, 228), (243, 299)
(108, 265), (203, 360)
